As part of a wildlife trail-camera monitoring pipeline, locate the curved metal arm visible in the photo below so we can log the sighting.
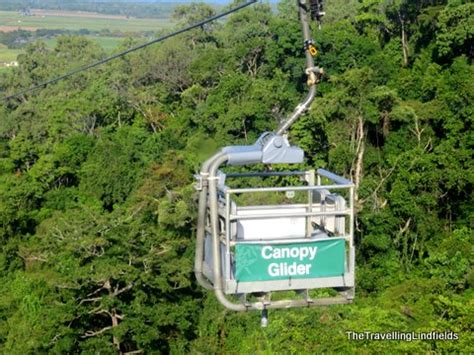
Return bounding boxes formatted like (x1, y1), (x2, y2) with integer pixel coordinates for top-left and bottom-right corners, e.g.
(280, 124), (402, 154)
(194, 151), (226, 290)
(276, 0), (319, 135)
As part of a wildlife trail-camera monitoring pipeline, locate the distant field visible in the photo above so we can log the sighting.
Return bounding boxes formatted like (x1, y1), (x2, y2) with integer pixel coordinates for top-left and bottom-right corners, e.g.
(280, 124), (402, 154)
(0, 9), (174, 65)
(0, 10), (174, 33)
(0, 36), (128, 64)
(31, 9), (131, 20)
(0, 44), (21, 62)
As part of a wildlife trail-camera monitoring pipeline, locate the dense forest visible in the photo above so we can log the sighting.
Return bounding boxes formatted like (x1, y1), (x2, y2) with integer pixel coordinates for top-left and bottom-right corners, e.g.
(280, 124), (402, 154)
(0, 0), (472, 353)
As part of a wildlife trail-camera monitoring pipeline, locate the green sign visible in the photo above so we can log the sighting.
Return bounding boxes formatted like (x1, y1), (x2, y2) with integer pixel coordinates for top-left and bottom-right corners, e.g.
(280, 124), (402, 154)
(235, 239), (345, 282)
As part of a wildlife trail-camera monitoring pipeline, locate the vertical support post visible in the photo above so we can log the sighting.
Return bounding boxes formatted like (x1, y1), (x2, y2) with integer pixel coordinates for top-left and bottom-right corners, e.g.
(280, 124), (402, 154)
(225, 192), (232, 282)
(348, 185), (355, 300)
(349, 187), (354, 249)
(306, 170), (315, 237)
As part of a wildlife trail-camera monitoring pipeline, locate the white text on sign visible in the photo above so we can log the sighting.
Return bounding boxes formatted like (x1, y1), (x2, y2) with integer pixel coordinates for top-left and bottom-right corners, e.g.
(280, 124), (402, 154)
(261, 245), (318, 277)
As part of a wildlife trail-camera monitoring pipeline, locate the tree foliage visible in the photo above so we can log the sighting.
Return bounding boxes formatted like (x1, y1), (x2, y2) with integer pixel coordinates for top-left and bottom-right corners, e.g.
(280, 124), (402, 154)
(0, 0), (472, 353)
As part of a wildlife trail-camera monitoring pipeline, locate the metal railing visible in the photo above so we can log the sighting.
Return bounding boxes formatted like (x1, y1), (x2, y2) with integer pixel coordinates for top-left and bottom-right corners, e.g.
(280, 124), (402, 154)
(218, 169), (355, 288)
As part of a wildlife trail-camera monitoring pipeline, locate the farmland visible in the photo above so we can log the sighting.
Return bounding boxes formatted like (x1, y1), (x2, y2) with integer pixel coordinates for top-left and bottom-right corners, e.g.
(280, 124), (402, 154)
(0, 44), (21, 62)
(0, 10), (174, 32)
(0, 9), (175, 64)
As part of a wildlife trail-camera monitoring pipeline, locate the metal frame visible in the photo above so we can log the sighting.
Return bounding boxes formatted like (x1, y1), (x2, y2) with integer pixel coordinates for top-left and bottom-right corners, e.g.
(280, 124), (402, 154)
(218, 169), (354, 295)
(196, 162), (355, 311)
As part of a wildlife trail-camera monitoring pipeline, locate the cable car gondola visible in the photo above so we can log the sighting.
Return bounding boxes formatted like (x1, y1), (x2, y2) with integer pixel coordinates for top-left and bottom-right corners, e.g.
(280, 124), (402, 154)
(194, 0), (355, 325)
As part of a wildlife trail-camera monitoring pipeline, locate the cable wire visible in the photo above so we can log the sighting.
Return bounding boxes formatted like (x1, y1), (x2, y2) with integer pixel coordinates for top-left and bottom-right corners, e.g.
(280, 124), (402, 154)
(1, 0), (257, 102)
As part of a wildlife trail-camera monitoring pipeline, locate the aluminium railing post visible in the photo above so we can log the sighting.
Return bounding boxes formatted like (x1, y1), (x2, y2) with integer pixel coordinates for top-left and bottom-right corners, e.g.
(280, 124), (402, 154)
(306, 170), (315, 238)
(349, 186), (355, 300)
(225, 191), (232, 284)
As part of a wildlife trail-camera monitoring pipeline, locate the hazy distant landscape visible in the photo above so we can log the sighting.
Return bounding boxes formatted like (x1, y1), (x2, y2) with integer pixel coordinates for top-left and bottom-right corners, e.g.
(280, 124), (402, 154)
(0, 2), (182, 65)
(0, 0), (226, 19)
(0, 9), (175, 32)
